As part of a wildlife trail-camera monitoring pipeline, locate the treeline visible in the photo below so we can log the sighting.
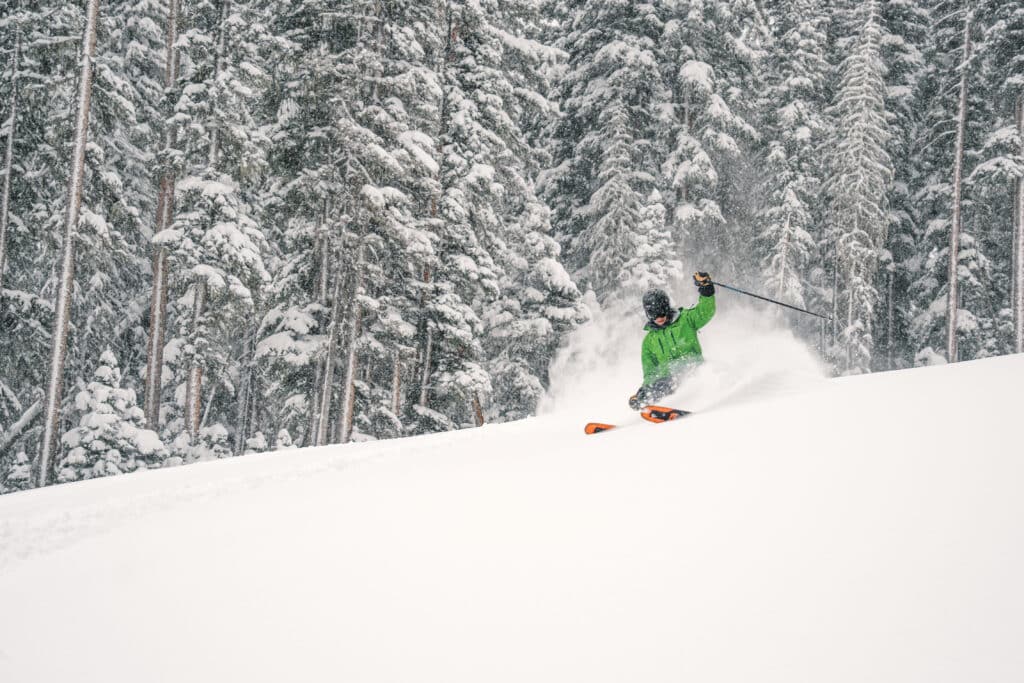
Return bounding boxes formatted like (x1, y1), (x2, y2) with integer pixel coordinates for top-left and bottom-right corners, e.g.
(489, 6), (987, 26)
(543, 0), (1023, 373)
(0, 0), (588, 490)
(1, 0), (1021, 492)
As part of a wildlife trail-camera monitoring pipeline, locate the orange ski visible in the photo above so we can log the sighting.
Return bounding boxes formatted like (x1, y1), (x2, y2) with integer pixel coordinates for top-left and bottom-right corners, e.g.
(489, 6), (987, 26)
(584, 422), (616, 435)
(584, 406), (690, 434)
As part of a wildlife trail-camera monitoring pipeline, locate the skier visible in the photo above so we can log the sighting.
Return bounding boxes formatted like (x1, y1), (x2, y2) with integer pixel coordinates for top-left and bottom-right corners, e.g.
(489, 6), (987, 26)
(628, 272), (716, 410)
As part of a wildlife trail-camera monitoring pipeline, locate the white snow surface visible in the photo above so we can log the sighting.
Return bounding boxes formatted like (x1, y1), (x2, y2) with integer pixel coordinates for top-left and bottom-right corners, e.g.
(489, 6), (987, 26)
(2, 302), (1023, 682)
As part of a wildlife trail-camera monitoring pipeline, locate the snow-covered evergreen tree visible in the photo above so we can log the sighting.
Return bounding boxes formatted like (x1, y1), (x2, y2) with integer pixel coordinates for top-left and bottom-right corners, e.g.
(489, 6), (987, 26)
(157, 0), (271, 455)
(144, 0), (186, 428)
(411, 0), (514, 428)
(470, 1), (586, 419)
(657, 0), (761, 268)
(57, 350), (167, 482)
(67, 0), (168, 410)
(823, 0), (893, 374)
(756, 0), (829, 334)
(617, 191), (681, 300)
(257, 0), (444, 443)
(875, 0), (930, 369)
(543, 0), (665, 300)
(909, 0), (995, 364)
(483, 197), (587, 421)
(38, 0), (104, 485)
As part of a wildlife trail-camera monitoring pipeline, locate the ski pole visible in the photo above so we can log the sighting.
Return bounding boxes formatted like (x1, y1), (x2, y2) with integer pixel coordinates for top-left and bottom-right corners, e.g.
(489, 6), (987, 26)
(712, 281), (832, 320)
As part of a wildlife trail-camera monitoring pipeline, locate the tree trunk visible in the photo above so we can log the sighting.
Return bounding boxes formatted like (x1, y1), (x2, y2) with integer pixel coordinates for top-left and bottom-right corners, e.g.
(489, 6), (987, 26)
(419, 328), (433, 408)
(234, 367), (250, 455)
(887, 268), (894, 369)
(1014, 92), (1024, 354)
(37, 0), (102, 487)
(247, 374), (260, 447)
(391, 353), (402, 415)
(307, 20), (331, 442)
(417, 266), (433, 407)
(306, 359), (323, 443)
(681, 92), (690, 206)
(830, 245), (839, 348)
(306, 203), (330, 441)
(233, 333), (255, 455)
(181, 0), (230, 443)
(946, 10), (972, 364)
(0, 30), (19, 294)
(337, 313), (361, 444)
(207, 0), (231, 168)
(846, 266), (855, 373)
(338, 245), (365, 444)
(144, 190), (172, 427)
(471, 393), (484, 427)
(144, 0), (181, 428)
(315, 276), (344, 446)
(184, 280), (207, 439)
(200, 381), (216, 430)
(775, 212), (790, 301)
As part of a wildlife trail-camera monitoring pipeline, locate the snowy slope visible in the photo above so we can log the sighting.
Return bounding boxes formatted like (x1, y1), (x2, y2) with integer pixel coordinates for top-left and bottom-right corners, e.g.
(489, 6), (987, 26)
(2, 309), (1023, 682)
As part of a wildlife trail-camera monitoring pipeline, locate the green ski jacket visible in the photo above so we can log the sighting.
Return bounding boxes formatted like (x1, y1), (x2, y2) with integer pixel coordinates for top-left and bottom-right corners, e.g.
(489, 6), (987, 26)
(641, 294), (716, 385)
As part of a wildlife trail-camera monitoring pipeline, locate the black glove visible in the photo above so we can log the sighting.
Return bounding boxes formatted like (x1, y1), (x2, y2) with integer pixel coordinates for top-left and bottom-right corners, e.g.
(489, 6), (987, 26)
(694, 271), (715, 297)
(629, 384), (652, 409)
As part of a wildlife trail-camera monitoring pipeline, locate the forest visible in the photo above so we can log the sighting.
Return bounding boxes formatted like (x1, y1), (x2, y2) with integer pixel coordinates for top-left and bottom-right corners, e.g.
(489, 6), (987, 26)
(0, 0), (1021, 492)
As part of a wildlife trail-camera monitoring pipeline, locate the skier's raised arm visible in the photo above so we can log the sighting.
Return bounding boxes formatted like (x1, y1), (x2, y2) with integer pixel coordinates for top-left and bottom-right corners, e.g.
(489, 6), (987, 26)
(686, 272), (716, 329)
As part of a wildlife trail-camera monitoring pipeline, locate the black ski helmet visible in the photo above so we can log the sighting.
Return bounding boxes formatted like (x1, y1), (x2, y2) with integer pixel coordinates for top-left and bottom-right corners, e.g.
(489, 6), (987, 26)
(643, 289), (672, 321)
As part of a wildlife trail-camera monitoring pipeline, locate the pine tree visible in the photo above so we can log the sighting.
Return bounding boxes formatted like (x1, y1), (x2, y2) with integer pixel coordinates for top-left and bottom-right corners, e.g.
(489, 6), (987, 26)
(657, 0), (762, 268)
(1, 2), (169, 487)
(69, 0), (168, 413)
(543, 0), (665, 300)
(156, 0), (271, 455)
(57, 349), (167, 482)
(756, 0), (829, 333)
(412, 0), (517, 429)
(823, 0), (893, 374)
(876, 0), (930, 369)
(618, 191), (681, 302)
(159, 173), (269, 449)
(255, 0), (354, 446)
(909, 0), (994, 364)
(256, 1), (446, 444)
(483, 197), (587, 421)
(144, 0), (184, 428)
(38, 0), (103, 485)
(475, 0), (588, 421)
